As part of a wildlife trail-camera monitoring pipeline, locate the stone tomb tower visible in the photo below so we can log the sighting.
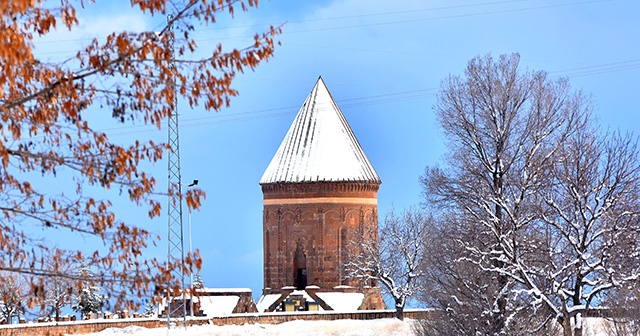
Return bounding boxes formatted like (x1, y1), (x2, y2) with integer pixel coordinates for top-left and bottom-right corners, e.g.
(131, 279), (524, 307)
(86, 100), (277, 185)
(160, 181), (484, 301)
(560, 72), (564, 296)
(260, 77), (384, 310)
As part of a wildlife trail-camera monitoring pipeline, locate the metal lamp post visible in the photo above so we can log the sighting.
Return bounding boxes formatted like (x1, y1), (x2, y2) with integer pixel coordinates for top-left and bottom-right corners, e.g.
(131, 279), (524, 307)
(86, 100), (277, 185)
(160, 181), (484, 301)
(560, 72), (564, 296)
(187, 179), (198, 317)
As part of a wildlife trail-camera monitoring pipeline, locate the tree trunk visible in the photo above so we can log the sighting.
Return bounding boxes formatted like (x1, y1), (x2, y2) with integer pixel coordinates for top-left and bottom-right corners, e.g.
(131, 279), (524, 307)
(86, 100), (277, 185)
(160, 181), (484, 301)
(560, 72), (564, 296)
(492, 167), (507, 335)
(573, 313), (583, 336)
(562, 317), (571, 336)
(560, 315), (584, 336)
(395, 304), (404, 320)
(492, 273), (507, 334)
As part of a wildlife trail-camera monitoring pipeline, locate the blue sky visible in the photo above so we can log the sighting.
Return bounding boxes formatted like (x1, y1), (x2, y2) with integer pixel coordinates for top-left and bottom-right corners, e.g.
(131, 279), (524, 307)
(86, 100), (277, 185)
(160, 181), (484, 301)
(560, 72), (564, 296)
(34, 0), (640, 302)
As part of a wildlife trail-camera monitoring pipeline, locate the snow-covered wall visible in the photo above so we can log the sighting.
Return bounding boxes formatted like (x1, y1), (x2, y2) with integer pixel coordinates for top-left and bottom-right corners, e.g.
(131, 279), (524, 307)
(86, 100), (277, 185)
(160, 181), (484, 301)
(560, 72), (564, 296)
(0, 309), (434, 336)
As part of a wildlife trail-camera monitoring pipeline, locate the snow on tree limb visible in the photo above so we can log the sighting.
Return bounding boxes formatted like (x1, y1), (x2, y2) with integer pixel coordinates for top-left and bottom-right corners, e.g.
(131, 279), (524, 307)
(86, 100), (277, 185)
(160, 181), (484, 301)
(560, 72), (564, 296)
(345, 207), (430, 320)
(421, 53), (640, 336)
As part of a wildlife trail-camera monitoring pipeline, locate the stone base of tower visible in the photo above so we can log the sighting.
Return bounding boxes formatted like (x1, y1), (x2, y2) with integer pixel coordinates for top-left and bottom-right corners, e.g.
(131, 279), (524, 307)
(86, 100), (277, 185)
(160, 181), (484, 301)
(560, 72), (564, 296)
(257, 285), (386, 313)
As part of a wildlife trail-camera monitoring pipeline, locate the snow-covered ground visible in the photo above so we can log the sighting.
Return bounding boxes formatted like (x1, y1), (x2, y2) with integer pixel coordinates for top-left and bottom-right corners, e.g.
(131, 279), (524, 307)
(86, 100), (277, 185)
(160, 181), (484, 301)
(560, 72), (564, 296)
(75, 318), (415, 336)
(71, 317), (623, 336)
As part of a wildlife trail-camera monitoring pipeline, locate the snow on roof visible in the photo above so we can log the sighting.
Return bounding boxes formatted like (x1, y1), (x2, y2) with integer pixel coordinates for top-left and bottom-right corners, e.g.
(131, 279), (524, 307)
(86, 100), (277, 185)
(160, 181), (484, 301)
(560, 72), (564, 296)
(333, 285), (355, 289)
(260, 76), (381, 185)
(316, 292), (365, 312)
(196, 287), (252, 294)
(290, 290), (316, 303)
(197, 295), (239, 317)
(256, 294), (281, 312)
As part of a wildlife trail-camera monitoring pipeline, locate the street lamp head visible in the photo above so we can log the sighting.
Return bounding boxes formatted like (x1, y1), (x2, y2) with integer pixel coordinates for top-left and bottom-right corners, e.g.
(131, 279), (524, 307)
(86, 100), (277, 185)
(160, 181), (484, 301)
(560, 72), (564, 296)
(188, 179), (198, 187)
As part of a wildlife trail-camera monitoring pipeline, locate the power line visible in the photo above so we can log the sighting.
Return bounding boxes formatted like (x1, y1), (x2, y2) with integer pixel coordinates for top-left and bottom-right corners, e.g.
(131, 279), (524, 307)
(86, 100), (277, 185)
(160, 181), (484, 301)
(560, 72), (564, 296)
(99, 88), (438, 137)
(91, 53), (640, 138)
(195, 0), (538, 31)
(32, 0), (611, 55)
(550, 59), (640, 78)
(266, 0), (612, 37)
(31, 0), (537, 46)
(12, 53), (639, 141)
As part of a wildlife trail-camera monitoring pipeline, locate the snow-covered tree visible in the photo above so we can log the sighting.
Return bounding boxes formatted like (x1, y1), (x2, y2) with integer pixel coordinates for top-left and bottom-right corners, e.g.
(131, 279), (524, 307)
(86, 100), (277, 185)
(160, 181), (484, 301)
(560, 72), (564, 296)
(73, 287), (103, 319)
(72, 267), (104, 319)
(415, 215), (561, 336)
(345, 208), (431, 320)
(0, 272), (27, 324)
(192, 271), (204, 289)
(602, 283), (640, 335)
(141, 299), (157, 318)
(43, 276), (74, 321)
(422, 53), (640, 336)
(35, 256), (77, 321)
(423, 52), (585, 334)
(538, 129), (640, 335)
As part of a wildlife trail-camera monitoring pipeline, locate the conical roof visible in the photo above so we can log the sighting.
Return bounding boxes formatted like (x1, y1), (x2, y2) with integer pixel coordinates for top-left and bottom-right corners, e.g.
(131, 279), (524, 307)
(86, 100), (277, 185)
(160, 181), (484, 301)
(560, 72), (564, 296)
(260, 77), (381, 185)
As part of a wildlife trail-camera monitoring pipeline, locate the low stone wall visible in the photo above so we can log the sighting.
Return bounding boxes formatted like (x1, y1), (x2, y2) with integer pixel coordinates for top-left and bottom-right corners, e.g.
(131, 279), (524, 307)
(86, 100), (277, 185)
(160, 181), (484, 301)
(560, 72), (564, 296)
(0, 309), (434, 336)
(208, 309), (432, 326)
(0, 319), (167, 336)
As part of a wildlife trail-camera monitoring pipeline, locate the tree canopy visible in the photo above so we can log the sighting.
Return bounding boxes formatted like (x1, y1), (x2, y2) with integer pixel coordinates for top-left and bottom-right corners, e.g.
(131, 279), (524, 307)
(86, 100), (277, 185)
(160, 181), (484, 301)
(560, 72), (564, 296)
(421, 53), (640, 336)
(0, 0), (280, 311)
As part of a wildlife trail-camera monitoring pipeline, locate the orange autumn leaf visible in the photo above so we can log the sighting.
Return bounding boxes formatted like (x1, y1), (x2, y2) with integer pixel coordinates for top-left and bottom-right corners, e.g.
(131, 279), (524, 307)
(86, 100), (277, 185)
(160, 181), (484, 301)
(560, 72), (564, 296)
(0, 0), (280, 312)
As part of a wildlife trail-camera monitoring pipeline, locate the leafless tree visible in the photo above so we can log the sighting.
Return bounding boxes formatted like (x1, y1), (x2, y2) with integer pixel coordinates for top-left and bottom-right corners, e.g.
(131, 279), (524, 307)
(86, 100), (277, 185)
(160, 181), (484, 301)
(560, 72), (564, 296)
(423, 52), (586, 334)
(0, 272), (27, 324)
(600, 283), (640, 335)
(414, 214), (502, 335)
(16, 250), (81, 321)
(345, 207), (431, 320)
(41, 263), (76, 321)
(414, 214), (561, 336)
(536, 129), (640, 336)
(421, 53), (640, 336)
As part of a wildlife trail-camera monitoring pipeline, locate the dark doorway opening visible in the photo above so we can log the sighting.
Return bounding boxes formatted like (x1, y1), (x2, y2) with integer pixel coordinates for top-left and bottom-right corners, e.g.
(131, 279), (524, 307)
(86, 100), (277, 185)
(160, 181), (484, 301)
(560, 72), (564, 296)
(293, 240), (307, 290)
(296, 268), (307, 289)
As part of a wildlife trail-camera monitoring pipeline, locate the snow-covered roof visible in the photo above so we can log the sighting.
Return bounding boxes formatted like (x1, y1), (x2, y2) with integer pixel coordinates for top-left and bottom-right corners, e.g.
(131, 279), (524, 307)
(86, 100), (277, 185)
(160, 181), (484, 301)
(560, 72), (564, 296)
(197, 295), (239, 316)
(256, 294), (281, 313)
(290, 290), (317, 303)
(316, 292), (365, 312)
(195, 287), (252, 294)
(260, 77), (381, 185)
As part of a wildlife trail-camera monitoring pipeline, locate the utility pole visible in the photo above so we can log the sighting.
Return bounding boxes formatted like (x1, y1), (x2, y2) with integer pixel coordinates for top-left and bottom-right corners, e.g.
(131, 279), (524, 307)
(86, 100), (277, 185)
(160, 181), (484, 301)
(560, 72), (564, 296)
(165, 13), (187, 329)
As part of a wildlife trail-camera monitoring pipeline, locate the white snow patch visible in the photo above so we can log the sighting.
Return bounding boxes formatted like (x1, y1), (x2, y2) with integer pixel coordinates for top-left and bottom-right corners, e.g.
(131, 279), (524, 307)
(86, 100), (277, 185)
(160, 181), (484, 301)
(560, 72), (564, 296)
(75, 318), (414, 336)
(290, 290), (316, 303)
(256, 294), (281, 312)
(86, 325), (148, 335)
(582, 317), (617, 336)
(197, 288), (251, 294)
(333, 285), (355, 289)
(316, 292), (364, 312)
(198, 295), (239, 316)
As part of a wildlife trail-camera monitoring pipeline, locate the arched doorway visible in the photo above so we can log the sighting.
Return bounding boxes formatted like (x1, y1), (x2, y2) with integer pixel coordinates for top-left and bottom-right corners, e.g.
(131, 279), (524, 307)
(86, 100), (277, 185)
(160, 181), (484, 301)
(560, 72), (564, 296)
(293, 240), (307, 289)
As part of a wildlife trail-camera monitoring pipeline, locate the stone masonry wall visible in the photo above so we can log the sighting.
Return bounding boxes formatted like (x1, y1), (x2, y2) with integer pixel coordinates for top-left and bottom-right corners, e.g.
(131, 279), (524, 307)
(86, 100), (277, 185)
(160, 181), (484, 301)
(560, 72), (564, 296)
(262, 182), (380, 291)
(0, 310), (435, 336)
